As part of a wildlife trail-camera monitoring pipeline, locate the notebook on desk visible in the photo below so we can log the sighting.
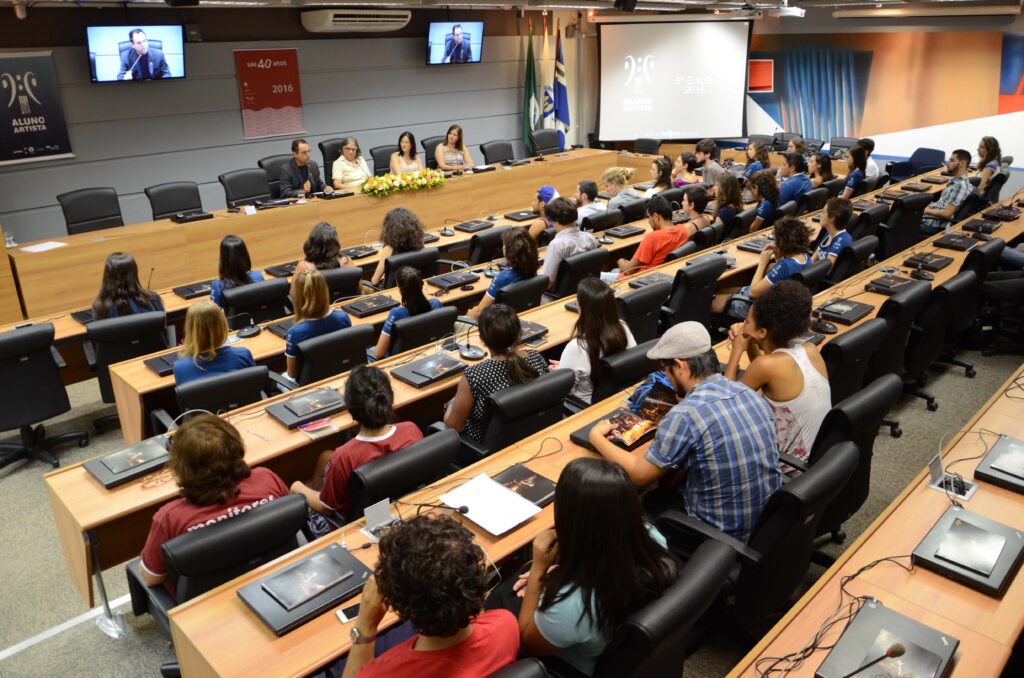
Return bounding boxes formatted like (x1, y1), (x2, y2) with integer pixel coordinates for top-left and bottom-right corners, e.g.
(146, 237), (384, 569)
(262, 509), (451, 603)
(519, 320), (549, 345)
(982, 205), (1023, 222)
(266, 387), (346, 429)
(342, 295), (399, 318)
(933, 233), (977, 252)
(902, 253), (953, 272)
(921, 176), (949, 185)
(265, 261), (298, 278)
(143, 352), (178, 377)
(390, 353), (467, 388)
(453, 219), (493, 234)
(961, 219), (1000, 234)
(71, 309), (94, 325)
(974, 434), (1024, 495)
(736, 236), (773, 254)
(267, 319), (296, 339)
(851, 199), (879, 211)
(628, 271), (673, 289)
(815, 298), (873, 325)
(865, 274), (917, 296)
(491, 464), (556, 508)
(340, 245), (377, 260)
(902, 182), (933, 192)
(606, 224), (646, 239)
(427, 271), (481, 291)
(172, 280), (213, 300)
(879, 189), (909, 201)
(504, 210), (539, 222)
(83, 435), (170, 489)
(687, 252), (736, 269)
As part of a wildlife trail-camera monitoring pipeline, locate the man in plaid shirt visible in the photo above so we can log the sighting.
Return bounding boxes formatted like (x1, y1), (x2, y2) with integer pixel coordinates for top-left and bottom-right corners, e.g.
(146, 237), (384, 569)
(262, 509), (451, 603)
(920, 149), (973, 235)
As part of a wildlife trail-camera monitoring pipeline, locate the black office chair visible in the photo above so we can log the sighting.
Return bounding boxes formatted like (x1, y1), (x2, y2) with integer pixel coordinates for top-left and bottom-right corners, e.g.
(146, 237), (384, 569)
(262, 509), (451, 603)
(658, 187), (685, 207)
(491, 659), (548, 678)
(660, 256), (729, 331)
(692, 223), (725, 250)
(823, 235), (878, 286)
(379, 248), (440, 288)
(804, 138), (825, 154)
(724, 207), (758, 241)
(319, 138), (346, 186)
(634, 138), (662, 155)
(849, 203), (888, 241)
(564, 339), (658, 414)
(886, 148), (944, 182)
(873, 172), (890, 190)
(790, 258), (833, 293)
(495, 275), (549, 313)
(939, 238), (1006, 378)
(658, 441), (858, 638)
(982, 172), (1008, 203)
(468, 227), (511, 265)
(86, 311), (169, 432)
(820, 318), (888, 405)
(876, 193), (932, 259)
(772, 132), (801, 152)
(773, 200), (798, 222)
(390, 306), (459, 355)
(480, 140), (515, 165)
(547, 248), (609, 300)
(368, 145), (399, 177)
(529, 129), (560, 156)
(453, 368), (574, 466)
(821, 176), (846, 199)
(318, 267), (364, 303)
(222, 278), (291, 330)
(218, 168), (272, 208)
(797, 187), (829, 216)
(748, 134), (774, 149)
(125, 494), (307, 669)
(617, 282), (672, 344)
(828, 137), (859, 158)
(421, 135), (445, 169)
(145, 182), (203, 221)
(273, 325), (375, 391)
(581, 209), (623, 234)
(0, 324), (89, 470)
(618, 199), (648, 224)
(258, 154), (292, 199)
(664, 240), (699, 262)
(151, 366), (271, 434)
(348, 429), (460, 519)
(903, 271), (978, 411)
(861, 175), (880, 195)
(56, 187), (124, 235)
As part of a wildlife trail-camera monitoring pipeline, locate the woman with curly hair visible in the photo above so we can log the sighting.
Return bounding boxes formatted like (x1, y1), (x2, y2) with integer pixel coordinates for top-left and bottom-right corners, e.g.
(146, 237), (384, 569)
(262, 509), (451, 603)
(341, 514), (519, 677)
(725, 280), (829, 465)
(370, 207), (425, 287)
(138, 415), (289, 596)
(295, 222), (352, 274)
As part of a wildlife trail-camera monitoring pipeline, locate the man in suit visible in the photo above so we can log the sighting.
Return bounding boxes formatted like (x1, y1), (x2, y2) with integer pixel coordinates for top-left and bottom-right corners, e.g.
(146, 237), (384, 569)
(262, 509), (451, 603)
(280, 139), (333, 198)
(442, 25), (473, 64)
(118, 29), (171, 81)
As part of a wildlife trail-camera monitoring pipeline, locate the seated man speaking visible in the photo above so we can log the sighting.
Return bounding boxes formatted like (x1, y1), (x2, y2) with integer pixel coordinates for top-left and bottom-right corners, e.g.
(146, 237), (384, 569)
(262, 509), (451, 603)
(443, 24), (473, 63)
(280, 138), (332, 199)
(118, 29), (171, 81)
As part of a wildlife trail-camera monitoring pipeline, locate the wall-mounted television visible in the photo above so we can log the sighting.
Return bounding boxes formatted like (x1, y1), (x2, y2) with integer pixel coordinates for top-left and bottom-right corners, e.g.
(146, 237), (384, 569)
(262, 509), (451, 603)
(86, 25), (186, 83)
(426, 22), (483, 65)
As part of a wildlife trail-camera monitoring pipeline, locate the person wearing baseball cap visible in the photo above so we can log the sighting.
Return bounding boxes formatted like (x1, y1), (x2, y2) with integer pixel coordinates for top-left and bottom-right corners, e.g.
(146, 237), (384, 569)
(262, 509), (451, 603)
(527, 184), (561, 242)
(588, 321), (782, 547)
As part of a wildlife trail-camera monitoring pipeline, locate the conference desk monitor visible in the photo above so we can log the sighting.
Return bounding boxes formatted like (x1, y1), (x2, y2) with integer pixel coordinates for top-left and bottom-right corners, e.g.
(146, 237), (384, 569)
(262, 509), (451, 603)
(865, 274), (917, 296)
(266, 261), (298, 278)
(815, 298), (874, 325)
(606, 224), (646, 239)
(391, 352), (467, 388)
(340, 245), (378, 260)
(902, 253), (954, 272)
(851, 199), (881, 212)
(628, 271), (673, 289)
(687, 252), (737, 269)
(267, 386), (346, 429)
(453, 219), (493, 234)
(83, 434), (170, 489)
(238, 543), (370, 637)
(933, 233), (978, 252)
(342, 295), (399, 318)
(504, 210), (539, 222)
(975, 434), (1024, 495)
(879, 189), (909, 202)
(267, 319), (295, 339)
(144, 352), (177, 377)
(427, 270), (481, 291)
(172, 280), (213, 300)
(814, 599), (957, 678)
(983, 205), (1023, 222)
(961, 219), (1001, 235)
(71, 310), (95, 325)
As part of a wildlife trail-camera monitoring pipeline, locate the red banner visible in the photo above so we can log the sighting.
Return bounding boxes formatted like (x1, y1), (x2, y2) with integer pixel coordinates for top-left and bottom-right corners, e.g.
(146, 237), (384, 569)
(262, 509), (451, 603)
(233, 48), (305, 140)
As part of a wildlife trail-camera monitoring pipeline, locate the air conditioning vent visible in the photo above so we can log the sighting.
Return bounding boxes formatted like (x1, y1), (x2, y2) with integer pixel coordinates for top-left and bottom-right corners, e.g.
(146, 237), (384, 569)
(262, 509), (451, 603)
(301, 9), (412, 33)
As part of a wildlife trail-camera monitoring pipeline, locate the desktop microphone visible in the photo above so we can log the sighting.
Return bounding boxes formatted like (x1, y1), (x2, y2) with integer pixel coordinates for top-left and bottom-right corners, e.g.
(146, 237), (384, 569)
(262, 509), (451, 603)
(225, 312), (261, 338)
(837, 643), (905, 678)
(453, 315), (486, 360)
(146, 266), (155, 290)
(440, 218), (460, 237)
(399, 499), (470, 515)
(124, 53), (142, 79)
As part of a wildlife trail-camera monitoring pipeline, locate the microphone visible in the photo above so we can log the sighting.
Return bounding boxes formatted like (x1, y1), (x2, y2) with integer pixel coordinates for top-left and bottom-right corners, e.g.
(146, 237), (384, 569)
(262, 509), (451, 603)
(454, 315), (486, 361)
(124, 53), (142, 79)
(440, 218), (461, 237)
(225, 312), (261, 338)
(398, 499), (470, 515)
(146, 266), (155, 291)
(837, 643), (905, 678)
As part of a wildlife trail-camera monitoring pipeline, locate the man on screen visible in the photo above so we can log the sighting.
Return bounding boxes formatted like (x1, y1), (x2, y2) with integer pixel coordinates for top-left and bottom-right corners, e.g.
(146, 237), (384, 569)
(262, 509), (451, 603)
(118, 29), (171, 81)
(442, 25), (473, 64)
(280, 139), (332, 198)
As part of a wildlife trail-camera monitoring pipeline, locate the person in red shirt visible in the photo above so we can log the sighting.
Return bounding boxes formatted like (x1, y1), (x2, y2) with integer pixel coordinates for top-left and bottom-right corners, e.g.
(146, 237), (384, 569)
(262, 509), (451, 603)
(615, 195), (693, 278)
(342, 514), (520, 678)
(139, 415), (289, 597)
(291, 365), (422, 524)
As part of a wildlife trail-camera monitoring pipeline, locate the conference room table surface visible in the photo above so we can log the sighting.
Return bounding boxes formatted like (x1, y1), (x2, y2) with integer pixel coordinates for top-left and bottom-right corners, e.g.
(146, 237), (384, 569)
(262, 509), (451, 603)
(163, 205), (1024, 677)
(44, 167), (956, 610)
(728, 363), (1024, 677)
(7, 149), (654, 318)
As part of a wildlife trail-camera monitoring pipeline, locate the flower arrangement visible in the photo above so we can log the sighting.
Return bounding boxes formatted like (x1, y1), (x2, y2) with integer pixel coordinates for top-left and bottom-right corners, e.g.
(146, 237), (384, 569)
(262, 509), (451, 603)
(361, 169), (446, 198)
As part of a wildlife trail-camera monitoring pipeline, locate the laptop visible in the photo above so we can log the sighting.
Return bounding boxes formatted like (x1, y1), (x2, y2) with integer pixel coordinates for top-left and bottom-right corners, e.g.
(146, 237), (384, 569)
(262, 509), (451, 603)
(340, 245), (378, 260)
(265, 261), (298, 278)
(961, 219), (1001, 234)
(736, 236), (773, 254)
(267, 318), (296, 339)
(169, 210), (214, 223)
(606, 224), (646, 239)
(902, 252), (953, 272)
(143, 351), (178, 377)
(83, 435), (171, 489)
(342, 295), (400, 318)
(71, 309), (95, 325)
(815, 298), (873, 325)
(933, 233), (977, 252)
(519, 320), (549, 345)
(504, 210), (539, 222)
(427, 271), (481, 291)
(453, 219), (493, 234)
(390, 353), (467, 388)
(172, 280), (213, 300)
(628, 271), (673, 289)
(865, 274), (917, 296)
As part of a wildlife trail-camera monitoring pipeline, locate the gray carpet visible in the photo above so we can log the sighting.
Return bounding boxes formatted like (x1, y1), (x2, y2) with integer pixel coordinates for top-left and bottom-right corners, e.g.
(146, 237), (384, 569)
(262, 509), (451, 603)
(0, 352), (1019, 677)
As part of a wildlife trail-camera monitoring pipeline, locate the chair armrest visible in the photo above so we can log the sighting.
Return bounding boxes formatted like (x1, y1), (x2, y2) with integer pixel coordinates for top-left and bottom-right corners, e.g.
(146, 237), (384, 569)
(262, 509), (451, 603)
(150, 409), (176, 435)
(563, 394), (588, 416)
(656, 509), (763, 564)
(437, 258), (468, 272)
(778, 452), (809, 473)
(164, 325), (177, 347)
(456, 315), (479, 327)
(267, 371), (297, 394)
(51, 346), (67, 369)
(886, 160), (911, 176)
(82, 340), (97, 370)
(362, 281), (382, 292)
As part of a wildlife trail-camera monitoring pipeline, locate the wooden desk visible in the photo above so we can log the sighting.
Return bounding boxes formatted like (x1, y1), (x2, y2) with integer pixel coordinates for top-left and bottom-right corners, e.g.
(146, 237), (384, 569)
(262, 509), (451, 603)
(717, 149), (850, 177)
(729, 364), (1024, 677)
(11, 150), (649, 317)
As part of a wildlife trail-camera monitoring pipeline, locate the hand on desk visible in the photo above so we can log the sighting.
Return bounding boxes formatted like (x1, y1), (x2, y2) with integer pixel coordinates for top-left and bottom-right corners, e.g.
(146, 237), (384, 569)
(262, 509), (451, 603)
(589, 420), (615, 445)
(323, 186), (334, 195)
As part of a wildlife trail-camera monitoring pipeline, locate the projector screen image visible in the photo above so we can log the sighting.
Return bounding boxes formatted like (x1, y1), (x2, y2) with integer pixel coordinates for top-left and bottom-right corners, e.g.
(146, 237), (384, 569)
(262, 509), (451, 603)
(427, 22), (484, 65)
(86, 25), (185, 83)
(598, 21), (751, 140)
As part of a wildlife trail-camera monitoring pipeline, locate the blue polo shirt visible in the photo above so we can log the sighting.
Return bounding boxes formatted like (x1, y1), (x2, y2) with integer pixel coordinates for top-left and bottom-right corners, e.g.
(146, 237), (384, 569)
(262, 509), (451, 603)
(284, 310), (352, 359)
(743, 160), (764, 180)
(381, 298), (443, 338)
(173, 345), (255, 386)
(844, 169), (865, 194)
(486, 269), (530, 300)
(101, 293), (164, 319)
(816, 230), (853, 261)
(756, 199), (776, 228)
(779, 173), (813, 206)
(766, 253), (813, 285)
(210, 271), (265, 308)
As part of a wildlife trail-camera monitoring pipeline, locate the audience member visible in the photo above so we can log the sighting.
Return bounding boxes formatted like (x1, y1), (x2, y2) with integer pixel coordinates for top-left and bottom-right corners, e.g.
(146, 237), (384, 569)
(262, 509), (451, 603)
(612, 195), (691, 278)
(714, 173), (744, 230)
(332, 137), (372, 191)
(281, 138), (331, 198)
(811, 197), (854, 270)
(371, 208), (425, 287)
(173, 300), (255, 386)
(744, 142), (770, 181)
(808, 153), (835, 189)
(390, 131), (424, 174)
(672, 152), (701, 187)
(786, 136), (808, 156)
(463, 228), (539, 322)
(976, 136), (1002, 195)
(695, 138), (724, 194)
(295, 222), (352, 274)
(527, 184), (561, 241)
(375, 267), (443, 359)
(601, 167), (641, 210)
(435, 124), (476, 173)
(284, 269), (353, 380)
(642, 156), (673, 198)
(840, 145), (867, 199)
(91, 251), (164, 320)
(748, 170), (780, 233)
(859, 138), (879, 179)
(540, 197), (598, 290)
(210, 235), (264, 308)
(920, 149), (973, 235)
(574, 180), (607, 225)
(777, 153), (813, 206)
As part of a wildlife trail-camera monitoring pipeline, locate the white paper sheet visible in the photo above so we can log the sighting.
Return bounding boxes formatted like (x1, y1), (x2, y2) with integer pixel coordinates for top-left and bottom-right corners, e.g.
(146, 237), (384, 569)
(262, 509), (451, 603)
(440, 473), (541, 536)
(21, 241), (67, 253)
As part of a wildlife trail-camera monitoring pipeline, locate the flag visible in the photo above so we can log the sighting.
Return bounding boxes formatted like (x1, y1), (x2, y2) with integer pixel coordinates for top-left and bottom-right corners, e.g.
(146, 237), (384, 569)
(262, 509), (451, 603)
(522, 23), (541, 156)
(541, 15), (554, 130)
(552, 22), (571, 151)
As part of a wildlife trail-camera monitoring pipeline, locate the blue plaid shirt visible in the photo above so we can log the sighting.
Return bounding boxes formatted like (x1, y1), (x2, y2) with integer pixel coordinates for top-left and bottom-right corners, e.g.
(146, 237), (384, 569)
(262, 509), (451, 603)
(921, 175), (972, 233)
(644, 374), (782, 542)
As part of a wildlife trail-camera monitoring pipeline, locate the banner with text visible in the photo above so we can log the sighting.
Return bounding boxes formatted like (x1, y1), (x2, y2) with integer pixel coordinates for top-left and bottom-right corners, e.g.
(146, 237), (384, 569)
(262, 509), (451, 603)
(0, 51), (73, 166)
(233, 48), (305, 140)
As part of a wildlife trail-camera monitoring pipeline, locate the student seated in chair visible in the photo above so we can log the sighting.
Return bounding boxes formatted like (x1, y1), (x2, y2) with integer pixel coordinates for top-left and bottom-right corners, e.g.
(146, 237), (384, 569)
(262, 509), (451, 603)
(210, 235), (264, 309)
(725, 280), (830, 466)
(748, 170), (780, 233)
(294, 222), (352, 275)
(743, 142), (770, 182)
(641, 155), (673, 198)
(574, 180), (606, 226)
(975, 136), (1002, 196)
(777, 153), (813, 206)
(526, 184), (561, 242)
(462, 227), (539, 323)
(919, 149), (973, 236)
(601, 166), (641, 210)
(369, 208), (426, 288)
(839, 145), (868, 200)
(786, 136), (807, 156)
(444, 304), (548, 444)
(860, 137), (880, 179)
(285, 268), (352, 381)
(91, 251), (164, 319)
(290, 365), (421, 533)
(695, 138), (724, 195)
(172, 300), (255, 386)
(811, 197), (853, 272)
(138, 415), (289, 596)
(672, 152), (701, 188)
(609, 194), (692, 280)
(808, 152), (835, 189)
(540, 197), (598, 291)
(712, 173), (744, 229)
(374, 267), (442, 360)
(340, 514), (520, 678)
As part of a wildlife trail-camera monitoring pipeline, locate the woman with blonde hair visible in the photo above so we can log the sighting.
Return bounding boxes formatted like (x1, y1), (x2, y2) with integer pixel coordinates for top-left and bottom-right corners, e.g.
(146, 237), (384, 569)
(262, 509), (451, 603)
(285, 268), (352, 380)
(172, 300), (255, 386)
(602, 167), (641, 210)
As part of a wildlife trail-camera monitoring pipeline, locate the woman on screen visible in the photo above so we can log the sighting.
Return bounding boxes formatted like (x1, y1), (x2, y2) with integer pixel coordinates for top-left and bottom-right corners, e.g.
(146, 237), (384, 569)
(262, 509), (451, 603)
(390, 131), (424, 174)
(642, 156), (673, 198)
(91, 251), (164, 320)
(332, 137), (372, 191)
(435, 124), (475, 173)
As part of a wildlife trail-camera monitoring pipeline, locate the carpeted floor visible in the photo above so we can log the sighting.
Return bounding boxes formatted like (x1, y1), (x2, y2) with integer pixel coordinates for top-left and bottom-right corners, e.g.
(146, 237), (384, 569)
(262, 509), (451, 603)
(0, 352), (1020, 677)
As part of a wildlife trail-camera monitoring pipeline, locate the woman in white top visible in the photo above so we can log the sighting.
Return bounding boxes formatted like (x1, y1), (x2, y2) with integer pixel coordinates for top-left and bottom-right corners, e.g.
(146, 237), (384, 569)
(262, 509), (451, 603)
(332, 137), (372, 191)
(550, 278), (636, 404)
(435, 124), (475, 174)
(389, 131), (424, 175)
(642, 156), (673, 198)
(725, 280), (830, 465)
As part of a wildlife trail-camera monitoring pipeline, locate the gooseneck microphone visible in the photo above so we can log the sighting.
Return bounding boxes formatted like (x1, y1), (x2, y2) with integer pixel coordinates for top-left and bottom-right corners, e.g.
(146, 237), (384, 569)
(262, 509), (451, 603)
(146, 266), (155, 291)
(398, 499), (470, 515)
(837, 643), (905, 678)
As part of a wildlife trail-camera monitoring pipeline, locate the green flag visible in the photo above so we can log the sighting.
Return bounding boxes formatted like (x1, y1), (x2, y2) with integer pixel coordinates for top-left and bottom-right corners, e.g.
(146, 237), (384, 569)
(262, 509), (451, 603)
(523, 27), (540, 156)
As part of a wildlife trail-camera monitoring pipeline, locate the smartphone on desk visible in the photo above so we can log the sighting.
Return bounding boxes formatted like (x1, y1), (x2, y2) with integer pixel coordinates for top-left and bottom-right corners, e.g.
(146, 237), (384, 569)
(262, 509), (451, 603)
(336, 602), (360, 623)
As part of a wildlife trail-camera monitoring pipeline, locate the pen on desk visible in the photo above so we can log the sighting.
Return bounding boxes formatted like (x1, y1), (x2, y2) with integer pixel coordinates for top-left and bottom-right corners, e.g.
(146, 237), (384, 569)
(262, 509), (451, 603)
(247, 429), (268, 441)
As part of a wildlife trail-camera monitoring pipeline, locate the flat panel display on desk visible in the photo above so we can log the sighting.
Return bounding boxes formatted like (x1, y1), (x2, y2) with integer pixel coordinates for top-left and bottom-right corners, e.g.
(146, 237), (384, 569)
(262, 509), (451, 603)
(597, 21), (751, 141)
(86, 25), (186, 83)
(427, 22), (484, 65)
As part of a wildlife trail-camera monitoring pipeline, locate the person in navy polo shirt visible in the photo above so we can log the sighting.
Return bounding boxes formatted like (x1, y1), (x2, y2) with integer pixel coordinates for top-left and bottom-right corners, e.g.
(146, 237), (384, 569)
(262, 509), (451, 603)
(812, 197), (854, 272)
(777, 153), (813, 207)
(284, 268), (352, 381)
(173, 300), (254, 386)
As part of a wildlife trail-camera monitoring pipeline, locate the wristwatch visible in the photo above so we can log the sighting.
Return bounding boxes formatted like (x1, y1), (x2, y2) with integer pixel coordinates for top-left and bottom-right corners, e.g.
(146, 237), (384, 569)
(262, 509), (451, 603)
(350, 625), (377, 645)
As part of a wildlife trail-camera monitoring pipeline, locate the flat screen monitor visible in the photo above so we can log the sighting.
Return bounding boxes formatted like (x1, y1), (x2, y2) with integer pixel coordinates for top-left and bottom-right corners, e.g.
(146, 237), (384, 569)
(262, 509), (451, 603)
(426, 22), (483, 65)
(86, 25), (186, 83)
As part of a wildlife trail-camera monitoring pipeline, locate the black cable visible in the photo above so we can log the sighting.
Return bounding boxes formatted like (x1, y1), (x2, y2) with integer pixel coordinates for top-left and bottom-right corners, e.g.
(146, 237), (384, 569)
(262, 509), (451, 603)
(939, 428), (999, 508)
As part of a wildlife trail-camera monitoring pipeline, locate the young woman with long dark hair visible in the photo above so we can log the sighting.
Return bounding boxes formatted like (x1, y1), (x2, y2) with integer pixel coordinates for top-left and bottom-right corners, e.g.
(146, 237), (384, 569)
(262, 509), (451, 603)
(294, 222), (352, 274)
(748, 170), (781, 233)
(713, 173), (744, 230)
(374, 267), (442, 359)
(808, 153), (835, 189)
(390, 131), (424, 174)
(642, 156), (673, 198)
(743, 142), (771, 181)
(840, 145), (868, 199)
(91, 251), (164, 319)
(210, 235), (264, 308)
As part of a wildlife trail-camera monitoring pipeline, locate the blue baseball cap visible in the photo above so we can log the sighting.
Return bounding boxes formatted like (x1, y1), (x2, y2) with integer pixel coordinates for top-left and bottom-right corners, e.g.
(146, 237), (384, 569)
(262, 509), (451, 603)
(537, 185), (560, 204)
